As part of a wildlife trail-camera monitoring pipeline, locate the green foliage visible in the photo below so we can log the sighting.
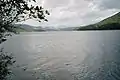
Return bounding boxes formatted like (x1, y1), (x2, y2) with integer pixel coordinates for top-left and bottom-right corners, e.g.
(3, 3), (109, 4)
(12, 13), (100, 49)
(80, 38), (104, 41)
(0, 0), (50, 79)
(0, 48), (15, 80)
(98, 12), (120, 26)
(0, 0), (49, 32)
(0, 0), (50, 42)
(13, 27), (27, 32)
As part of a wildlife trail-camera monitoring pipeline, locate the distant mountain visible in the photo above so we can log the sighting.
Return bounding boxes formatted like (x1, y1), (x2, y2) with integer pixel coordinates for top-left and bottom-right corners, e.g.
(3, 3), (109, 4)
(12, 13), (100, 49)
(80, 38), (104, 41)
(14, 24), (58, 32)
(14, 24), (34, 32)
(77, 12), (120, 30)
(34, 26), (45, 32)
(42, 27), (58, 31)
(34, 26), (59, 31)
(59, 27), (79, 31)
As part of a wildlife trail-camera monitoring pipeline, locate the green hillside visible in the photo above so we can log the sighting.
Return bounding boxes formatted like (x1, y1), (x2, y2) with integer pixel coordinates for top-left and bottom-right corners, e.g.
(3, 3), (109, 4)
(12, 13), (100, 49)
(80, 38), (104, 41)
(14, 27), (27, 32)
(78, 12), (120, 30)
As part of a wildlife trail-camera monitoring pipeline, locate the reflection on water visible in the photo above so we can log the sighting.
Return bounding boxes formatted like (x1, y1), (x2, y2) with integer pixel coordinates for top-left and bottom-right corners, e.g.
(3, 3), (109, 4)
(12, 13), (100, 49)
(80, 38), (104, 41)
(2, 31), (120, 80)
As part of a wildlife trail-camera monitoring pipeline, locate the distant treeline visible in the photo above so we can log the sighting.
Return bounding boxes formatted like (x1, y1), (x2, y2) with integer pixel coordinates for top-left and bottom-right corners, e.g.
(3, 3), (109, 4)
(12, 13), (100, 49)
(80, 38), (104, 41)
(77, 12), (120, 31)
(78, 23), (120, 30)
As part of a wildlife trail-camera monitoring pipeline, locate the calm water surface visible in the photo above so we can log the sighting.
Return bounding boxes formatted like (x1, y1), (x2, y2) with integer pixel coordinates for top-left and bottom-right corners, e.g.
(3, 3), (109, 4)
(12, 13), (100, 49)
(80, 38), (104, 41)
(2, 31), (120, 80)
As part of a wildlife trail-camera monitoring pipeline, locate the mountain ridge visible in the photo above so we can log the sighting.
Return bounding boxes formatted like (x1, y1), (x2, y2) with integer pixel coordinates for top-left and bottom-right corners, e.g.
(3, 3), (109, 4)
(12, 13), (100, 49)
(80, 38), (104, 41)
(77, 12), (120, 30)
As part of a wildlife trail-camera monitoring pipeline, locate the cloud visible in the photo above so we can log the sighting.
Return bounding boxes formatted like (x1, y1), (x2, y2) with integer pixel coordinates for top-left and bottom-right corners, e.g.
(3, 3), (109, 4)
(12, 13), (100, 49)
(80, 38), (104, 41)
(23, 0), (120, 27)
(43, 0), (70, 8)
(92, 0), (120, 10)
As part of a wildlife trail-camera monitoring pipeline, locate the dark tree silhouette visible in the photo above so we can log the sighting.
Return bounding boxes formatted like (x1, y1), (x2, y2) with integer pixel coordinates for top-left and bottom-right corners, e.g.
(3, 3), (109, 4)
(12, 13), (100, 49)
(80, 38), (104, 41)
(0, 0), (50, 79)
(0, 48), (16, 80)
(0, 0), (50, 43)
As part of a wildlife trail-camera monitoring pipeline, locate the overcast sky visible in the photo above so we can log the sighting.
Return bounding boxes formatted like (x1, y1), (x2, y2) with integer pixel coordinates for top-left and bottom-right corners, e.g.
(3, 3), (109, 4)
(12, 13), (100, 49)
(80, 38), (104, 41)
(23, 0), (120, 28)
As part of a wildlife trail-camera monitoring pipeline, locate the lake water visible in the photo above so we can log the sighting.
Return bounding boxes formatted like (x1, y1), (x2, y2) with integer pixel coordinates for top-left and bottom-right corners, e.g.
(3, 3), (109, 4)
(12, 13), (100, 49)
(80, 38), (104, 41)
(2, 31), (120, 80)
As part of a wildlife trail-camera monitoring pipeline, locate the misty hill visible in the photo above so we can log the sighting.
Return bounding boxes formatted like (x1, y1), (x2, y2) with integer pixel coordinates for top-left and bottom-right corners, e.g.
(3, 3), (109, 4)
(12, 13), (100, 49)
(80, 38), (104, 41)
(34, 26), (45, 32)
(34, 26), (58, 31)
(41, 27), (58, 31)
(59, 27), (79, 31)
(77, 12), (120, 30)
(14, 24), (58, 32)
(14, 24), (34, 32)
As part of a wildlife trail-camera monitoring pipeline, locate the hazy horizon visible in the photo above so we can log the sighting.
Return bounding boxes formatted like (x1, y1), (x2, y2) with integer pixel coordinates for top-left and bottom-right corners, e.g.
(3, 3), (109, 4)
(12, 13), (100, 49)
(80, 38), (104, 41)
(18, 0), (120, 28)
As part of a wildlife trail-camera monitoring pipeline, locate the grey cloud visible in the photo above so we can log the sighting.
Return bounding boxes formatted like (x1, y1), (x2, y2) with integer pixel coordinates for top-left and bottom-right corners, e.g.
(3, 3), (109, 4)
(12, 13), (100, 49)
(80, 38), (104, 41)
(24, 0), (120, 27)
(43, 0), (70, 8)
(100, 0), (120, 9)
(92, 0), (120, 10)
